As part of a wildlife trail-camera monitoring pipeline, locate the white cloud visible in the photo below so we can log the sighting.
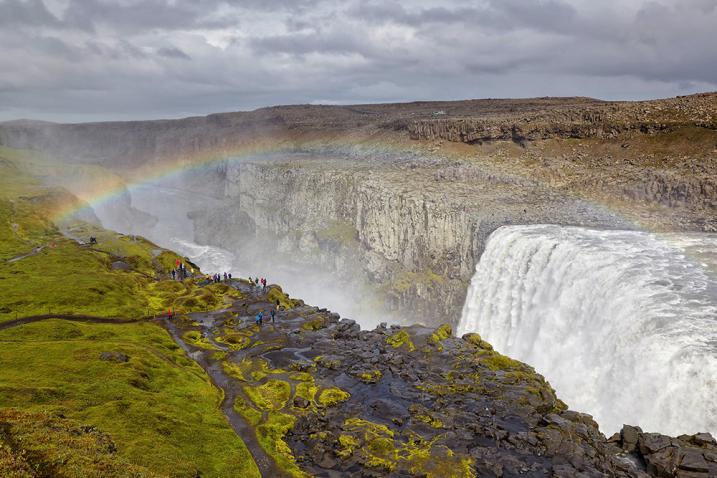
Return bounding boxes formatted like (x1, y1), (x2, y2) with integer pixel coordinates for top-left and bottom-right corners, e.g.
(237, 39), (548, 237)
(0, 0), (715, 121)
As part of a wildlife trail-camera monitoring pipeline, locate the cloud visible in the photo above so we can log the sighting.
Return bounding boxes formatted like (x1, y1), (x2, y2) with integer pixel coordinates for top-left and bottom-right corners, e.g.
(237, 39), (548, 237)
(0, 0), (715, 121)
(157, 46), (191, 60)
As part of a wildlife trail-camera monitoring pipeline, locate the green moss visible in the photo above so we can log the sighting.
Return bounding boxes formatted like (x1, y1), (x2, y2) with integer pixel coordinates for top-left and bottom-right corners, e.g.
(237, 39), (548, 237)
(386, 330), (416, 351)
(336, 434), (359, 459)
(429, 324), (452, 343)
(340, 418), (475, 476)
(0, 320), (260, 477)
(388, 270), (446, 294)
(301, 316), (326, 331)
(356, 370), (383, 383)
(481, 352), (523, 372)
(215, 332), (251, 350)
(244, 379), (291, 411)
(255, 413), (308, 478)
(315, 220), (358, 246)
(0, 408), (161, 478)
(288, 372), (313, 382)
(462, 332), (493, 351)
(409, 405), (444, 428)
(266, 286), (300, 310)
(294, 382), (318, 407)
(317, 387), (350, 407)
(233, 395), (262, 427)
(182, 330), (220, 350)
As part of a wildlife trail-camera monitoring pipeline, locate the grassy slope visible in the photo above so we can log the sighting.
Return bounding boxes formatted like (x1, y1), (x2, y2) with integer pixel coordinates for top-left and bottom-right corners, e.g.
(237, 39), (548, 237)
(0, 147), (260, 477)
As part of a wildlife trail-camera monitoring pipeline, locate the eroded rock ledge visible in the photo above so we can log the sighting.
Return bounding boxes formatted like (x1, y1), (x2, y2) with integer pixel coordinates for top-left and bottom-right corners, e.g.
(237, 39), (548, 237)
(170, 281), (716, 478)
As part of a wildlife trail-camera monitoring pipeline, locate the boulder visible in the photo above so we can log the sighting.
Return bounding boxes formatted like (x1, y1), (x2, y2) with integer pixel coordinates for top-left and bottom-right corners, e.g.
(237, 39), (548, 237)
(99, 351), (129, 363)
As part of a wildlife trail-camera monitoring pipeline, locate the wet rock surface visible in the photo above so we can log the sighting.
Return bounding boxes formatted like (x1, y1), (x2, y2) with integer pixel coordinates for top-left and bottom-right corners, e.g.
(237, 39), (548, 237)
(163, 280), (716, 477)
(609, 426), (717, 478)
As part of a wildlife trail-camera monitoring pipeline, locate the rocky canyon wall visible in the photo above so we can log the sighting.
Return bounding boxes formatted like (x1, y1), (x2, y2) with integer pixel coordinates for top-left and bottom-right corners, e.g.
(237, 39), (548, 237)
(190, 155), (628, 326)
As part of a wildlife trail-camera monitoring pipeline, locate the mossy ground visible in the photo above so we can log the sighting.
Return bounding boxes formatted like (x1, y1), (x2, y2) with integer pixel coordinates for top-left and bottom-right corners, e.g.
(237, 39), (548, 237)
(221, 352), (349, 477)
(0, 320), (259, 477)
(0, 147), (260, 477)
(0, 408), (162, 478)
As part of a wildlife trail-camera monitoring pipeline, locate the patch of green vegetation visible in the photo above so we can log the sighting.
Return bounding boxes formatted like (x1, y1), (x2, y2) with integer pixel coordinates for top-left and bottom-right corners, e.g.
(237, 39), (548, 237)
(386, 329), (416, 351)
(244, 379), (291, 411)
(294, 381), (319, 408)
(462, 332), (493, 350)
(426, 323), (452, 352)
(255, 413), (308, 478)
(480, 352), (523, 372)
(0, 408), (161, 478)
(356, 370), (383, 383)
(0, 320), (260, 477)
(214, 331), (251, 350)
(317, 387), (350, 407)
(182, 330), (220, 350)
(388, 270), (446, 294)
(301, 316), (326, 331)
(266, 285), (300, 310)
(340, 418), (474, 477)
(315, 220), (358, 246)
(409, 404), (444, 428)
(336, 434), (359, 459)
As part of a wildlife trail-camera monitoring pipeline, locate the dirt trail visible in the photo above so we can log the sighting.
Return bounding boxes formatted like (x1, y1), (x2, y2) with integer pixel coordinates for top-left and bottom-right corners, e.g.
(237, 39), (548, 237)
(0, 314), (145, 330)
(6, 245), (45, 263)
(161, 314), (284, 478)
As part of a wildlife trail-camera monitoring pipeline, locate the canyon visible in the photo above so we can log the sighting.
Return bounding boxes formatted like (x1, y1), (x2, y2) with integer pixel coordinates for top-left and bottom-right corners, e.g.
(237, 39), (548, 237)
(2, 93), (715, 327)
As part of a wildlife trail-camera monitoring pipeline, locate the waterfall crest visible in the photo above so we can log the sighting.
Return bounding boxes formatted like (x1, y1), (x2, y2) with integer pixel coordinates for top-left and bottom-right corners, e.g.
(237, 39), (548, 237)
(457, 225), (717, 436)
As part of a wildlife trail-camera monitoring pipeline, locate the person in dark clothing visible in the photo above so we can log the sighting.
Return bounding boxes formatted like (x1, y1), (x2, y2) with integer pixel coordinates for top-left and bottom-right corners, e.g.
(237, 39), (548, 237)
(270, 308), (276, 323)
(171, 269), (176, 280)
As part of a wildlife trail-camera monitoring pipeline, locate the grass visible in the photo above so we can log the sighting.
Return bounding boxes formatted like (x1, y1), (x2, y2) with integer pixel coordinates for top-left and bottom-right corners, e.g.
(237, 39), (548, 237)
(0, 320), (260, 477)
(0, 408), (162, 478)
(0, 146), (261, 476)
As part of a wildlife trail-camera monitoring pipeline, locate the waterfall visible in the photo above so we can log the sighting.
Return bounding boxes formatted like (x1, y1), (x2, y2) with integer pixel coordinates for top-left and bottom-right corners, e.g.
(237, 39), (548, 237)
(457, 225), (717, 437)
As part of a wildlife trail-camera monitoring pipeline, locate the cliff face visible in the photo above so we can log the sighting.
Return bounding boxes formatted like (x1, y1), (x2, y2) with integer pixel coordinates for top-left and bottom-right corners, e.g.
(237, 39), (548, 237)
(407, 93), (717, 143)
(190, 156), (627, 326)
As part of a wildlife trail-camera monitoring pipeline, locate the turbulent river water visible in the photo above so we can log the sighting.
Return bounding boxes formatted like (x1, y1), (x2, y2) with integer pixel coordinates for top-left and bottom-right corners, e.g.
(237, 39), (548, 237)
(457, 225), (717, 437)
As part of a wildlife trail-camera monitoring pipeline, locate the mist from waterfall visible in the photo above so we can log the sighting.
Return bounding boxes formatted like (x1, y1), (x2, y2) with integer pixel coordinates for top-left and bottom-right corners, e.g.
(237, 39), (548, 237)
(457, 225), (717, 437)
(90, 181), (387, 329)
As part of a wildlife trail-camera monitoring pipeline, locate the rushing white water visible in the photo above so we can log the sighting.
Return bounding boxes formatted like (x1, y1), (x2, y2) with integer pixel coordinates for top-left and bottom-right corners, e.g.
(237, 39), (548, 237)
(457, 225), (717, 437)
(167, 238), (236, 275)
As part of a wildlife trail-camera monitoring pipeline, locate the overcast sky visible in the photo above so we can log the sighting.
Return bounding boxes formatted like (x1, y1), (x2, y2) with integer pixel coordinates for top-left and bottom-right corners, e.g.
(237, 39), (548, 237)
(1, 0), (716, 122)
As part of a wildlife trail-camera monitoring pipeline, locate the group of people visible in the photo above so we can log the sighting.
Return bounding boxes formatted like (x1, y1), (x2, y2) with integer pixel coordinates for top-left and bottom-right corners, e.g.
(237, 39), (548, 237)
(209, 272), (232, 283)
(255, 300), (280, 326)
(171, 261), (192, 281)
(248, 276), (269, 292)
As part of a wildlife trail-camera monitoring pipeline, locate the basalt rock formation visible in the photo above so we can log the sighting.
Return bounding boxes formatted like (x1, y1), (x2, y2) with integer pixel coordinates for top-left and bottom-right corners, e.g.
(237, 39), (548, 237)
(166, 280), (717, 478)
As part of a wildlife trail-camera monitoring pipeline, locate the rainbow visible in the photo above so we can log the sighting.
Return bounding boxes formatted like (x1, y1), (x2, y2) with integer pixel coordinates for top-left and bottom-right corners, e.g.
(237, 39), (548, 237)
(51, 140), (295, 223)
(47, 131), (675, 239)
(50, 132), (444, 224)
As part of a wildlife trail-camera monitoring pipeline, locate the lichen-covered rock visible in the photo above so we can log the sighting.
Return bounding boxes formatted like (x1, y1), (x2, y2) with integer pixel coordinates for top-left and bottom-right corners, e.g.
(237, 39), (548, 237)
(162, 281), (712, 477)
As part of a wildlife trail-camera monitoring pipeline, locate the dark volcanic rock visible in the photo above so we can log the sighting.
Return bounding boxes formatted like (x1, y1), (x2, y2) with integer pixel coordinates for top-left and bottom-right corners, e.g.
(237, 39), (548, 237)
(165, 282), (715, 478)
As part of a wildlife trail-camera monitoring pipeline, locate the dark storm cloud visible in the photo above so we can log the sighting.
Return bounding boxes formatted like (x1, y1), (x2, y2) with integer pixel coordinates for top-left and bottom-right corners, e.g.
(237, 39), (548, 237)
(0, 0), (715, 122)
(157, 46), (191, 60)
